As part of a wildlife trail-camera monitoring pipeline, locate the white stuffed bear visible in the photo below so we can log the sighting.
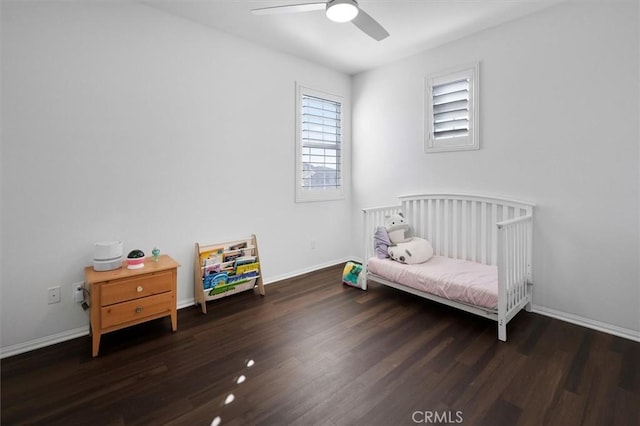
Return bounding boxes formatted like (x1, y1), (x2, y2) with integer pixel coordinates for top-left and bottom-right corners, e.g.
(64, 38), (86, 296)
(385, 212), (434, 264)
(385, 212), (411, 244)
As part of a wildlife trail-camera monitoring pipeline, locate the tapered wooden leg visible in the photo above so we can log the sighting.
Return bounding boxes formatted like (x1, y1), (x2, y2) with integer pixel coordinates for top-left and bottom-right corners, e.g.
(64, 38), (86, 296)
(171, 310), (177, 331)
(92, 332), (101, 357)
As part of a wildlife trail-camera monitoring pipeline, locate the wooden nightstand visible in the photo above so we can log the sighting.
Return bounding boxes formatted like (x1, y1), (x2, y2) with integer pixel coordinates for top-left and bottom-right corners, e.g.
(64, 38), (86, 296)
(84, 254), (180, 357)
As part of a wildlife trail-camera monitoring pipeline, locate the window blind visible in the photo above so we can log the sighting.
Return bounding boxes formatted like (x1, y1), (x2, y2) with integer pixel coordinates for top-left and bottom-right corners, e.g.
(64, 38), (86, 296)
(300, 94), (341, 190)
(431, 78), (469, 140)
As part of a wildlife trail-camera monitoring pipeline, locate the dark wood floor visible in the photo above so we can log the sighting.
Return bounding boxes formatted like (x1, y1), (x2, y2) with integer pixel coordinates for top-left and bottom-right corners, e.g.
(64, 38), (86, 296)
(2, 264), (639, 425)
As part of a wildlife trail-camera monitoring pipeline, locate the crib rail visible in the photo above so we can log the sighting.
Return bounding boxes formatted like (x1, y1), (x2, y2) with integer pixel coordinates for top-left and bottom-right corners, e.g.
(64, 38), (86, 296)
(362, 204), (401, 289)
(400, 193), (533, 266)
(497, 214), (533, 340)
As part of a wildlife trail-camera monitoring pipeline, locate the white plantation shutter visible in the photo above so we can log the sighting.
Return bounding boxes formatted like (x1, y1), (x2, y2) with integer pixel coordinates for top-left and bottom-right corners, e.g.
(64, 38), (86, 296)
(425, 63), (479, 152)
(432, 78), (469, 139)
(301, 94), (341, 190)
(296, 84), (345, 202)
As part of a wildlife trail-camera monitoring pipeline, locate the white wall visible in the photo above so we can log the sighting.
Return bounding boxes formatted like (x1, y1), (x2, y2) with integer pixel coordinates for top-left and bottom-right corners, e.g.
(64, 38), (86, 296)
(0, 1), (352, 353)
(352, 2), (639, 336)
(2, 1), (638, 356)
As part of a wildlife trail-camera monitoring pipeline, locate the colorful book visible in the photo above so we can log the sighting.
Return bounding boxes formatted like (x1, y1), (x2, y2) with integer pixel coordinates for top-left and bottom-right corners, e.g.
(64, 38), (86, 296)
(200, 247), (224, 266)
(223, 250), (245, 263)
(227, 271), (259, 284)
(203, 271), (228, 290)
(203, 263), (222, 277)
(233, 256), (257, 269)
(228, 242), (247, 251)
(235, 262), (260, 275)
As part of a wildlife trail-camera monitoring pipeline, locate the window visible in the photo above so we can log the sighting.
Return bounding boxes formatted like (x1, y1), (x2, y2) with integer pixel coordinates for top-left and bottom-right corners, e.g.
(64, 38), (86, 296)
(295, 84), (345, 202)
(425, 63), (479, 153)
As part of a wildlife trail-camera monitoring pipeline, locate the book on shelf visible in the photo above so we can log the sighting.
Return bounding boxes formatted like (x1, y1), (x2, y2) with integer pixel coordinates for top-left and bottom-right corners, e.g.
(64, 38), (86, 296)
(203, 263), (222, 277)
(228, 242), (247, 251)
(233, 256), (256, 269)
(235, 262), (260, 275)
(203, 271), (228, 290)
(200, 246), (224, 267)
(204, 256), (223, 267)
(223, 250), (245, 263)
(227, 270), (259, 284)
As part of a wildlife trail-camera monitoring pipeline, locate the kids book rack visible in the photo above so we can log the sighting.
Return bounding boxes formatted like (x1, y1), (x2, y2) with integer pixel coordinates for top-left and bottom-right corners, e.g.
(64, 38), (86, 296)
(194, 234), (265, 314)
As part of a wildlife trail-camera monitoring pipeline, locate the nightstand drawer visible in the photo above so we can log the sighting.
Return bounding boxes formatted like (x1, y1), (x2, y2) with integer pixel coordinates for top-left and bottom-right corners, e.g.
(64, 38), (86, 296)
(101, 271), (173, 306)
(101, 291), (174, 329)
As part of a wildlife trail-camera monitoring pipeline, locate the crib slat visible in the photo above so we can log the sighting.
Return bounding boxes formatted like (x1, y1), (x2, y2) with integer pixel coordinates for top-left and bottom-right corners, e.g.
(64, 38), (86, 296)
(491, 204), (498, 265)
(518, 223), (523, 303)
(517, 240), (521, 309)
(511, 226), (516, 310)
(403, 200), (409, 227)
(504, 226), (509, 310)
(497, 225), (507, 333)
(520, 223), (527, 299)
(435, 199), (441, 255)
(521, 222), (525, 300)
(513, 226), (517, 310)
(425, 199), (431, 246)
(515, 223), (520, 306)
(452, 200), (459, 259)
(520, 221), (525, 299)
(513, 228), (517, 311)
(461, 200), (468, 260)
(471, 202), (477, 262)
(418, 199), (425, 239)
(443, 199), (449, 257)
(412, 200), (419, 236)
(505, 227), (510, 310)
(480, 202), (487, 265)
(513, 226), (517, 309)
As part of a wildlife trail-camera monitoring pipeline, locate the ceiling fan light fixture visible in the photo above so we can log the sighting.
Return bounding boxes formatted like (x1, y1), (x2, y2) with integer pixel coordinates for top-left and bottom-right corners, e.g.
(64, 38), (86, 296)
(326, 0), (359, 23)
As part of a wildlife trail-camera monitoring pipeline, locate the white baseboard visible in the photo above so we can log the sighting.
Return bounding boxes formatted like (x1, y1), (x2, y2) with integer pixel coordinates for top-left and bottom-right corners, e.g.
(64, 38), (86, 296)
(177, 299), (196, 310)
(11, 262), (634, 359)
(0, 326), (90, 359)
(0, 258), (353, 359)
(532, 305), (640, 342)
(177, 257), (351, 310)
(262, 257), (351, 285)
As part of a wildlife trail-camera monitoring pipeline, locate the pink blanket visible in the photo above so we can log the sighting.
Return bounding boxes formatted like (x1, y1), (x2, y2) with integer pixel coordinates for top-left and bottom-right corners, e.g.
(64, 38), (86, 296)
(367, 256), (498, 310)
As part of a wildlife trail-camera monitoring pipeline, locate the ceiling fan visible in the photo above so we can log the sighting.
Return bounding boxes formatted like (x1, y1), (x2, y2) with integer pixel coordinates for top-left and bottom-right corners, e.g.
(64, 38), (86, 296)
(250, 0), (389, 41)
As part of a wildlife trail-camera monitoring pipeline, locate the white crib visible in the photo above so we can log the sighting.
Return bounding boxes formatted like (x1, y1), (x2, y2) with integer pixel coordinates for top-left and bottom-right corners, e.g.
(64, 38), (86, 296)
(362, 193), (534, 341)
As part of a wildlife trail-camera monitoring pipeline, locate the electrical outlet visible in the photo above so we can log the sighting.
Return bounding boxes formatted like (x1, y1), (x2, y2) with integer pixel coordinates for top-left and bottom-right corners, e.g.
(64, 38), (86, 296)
(310, 238), (316, 249)
(48, 286), (61, 304)
(72, 282), (85, 303)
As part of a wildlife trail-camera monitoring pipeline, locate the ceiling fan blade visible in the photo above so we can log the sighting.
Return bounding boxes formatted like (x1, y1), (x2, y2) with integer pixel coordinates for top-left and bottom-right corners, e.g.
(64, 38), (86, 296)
(352, 8), (389, 41)
(251, 2), (326, 15)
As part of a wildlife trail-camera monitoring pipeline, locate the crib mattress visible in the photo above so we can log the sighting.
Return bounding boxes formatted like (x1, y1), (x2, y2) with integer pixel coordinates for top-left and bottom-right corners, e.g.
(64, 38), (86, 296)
(367, 256), (498, 310)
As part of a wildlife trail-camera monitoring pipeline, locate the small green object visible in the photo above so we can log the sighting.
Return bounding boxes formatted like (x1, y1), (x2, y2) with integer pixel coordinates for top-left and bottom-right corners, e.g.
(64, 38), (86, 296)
(152, 247), (160, 262)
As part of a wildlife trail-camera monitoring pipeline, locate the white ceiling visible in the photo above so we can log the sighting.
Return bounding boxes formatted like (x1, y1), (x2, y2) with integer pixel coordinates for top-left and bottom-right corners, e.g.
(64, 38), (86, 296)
(140, 0), (565, 75)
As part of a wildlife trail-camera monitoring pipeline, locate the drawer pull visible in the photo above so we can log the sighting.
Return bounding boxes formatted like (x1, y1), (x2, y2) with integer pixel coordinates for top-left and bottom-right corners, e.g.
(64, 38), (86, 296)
(137, 286), (143, 293)
(135, 306), (144, 313)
